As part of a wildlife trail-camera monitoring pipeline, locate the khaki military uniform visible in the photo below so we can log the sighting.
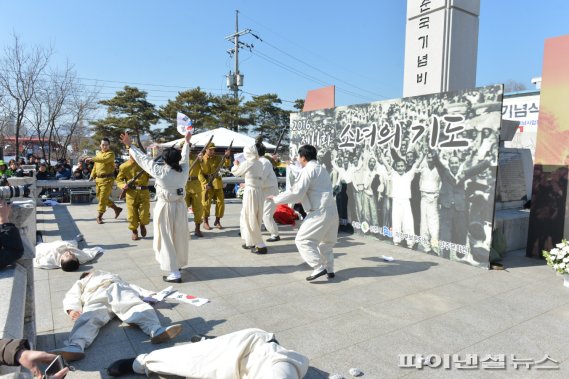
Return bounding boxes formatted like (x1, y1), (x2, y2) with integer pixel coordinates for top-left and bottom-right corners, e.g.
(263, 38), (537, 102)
(116, 160), (151, 232)
(90, 151), (117, 214)
(185, 153), (205, 224)
(200, 154), (230, 219)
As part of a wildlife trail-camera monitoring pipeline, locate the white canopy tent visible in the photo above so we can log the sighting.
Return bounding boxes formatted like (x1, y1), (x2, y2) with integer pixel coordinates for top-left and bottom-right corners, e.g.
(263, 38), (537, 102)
(160, 127), (276, 150)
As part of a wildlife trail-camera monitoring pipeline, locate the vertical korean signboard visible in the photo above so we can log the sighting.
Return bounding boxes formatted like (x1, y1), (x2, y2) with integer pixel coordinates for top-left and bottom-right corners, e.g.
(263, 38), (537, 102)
(403, 0), (479, 97)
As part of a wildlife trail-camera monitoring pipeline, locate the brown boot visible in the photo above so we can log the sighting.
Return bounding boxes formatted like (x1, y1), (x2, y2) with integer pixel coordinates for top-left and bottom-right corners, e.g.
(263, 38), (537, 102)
(140, 224), (147, 237)
(111, 204), (123, 219)
(194, 223), (203, 237)
(96, 213), (104, 224)
(203, 218), (211, 230)
(214, 217), (223, 229)
(131, 230), (139, 240)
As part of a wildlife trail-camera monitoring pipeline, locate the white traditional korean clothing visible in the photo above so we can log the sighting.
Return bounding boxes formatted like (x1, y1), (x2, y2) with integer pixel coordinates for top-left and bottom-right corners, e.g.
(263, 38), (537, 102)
(134, 328), (309, 379)
(129, 144), (190, 272)
(272, 160), (338, 273)
(259, 156), (280, 238)
(59, 270), (163, 353)
(231, 145), (265, 247)
(34, 240), (103, 269)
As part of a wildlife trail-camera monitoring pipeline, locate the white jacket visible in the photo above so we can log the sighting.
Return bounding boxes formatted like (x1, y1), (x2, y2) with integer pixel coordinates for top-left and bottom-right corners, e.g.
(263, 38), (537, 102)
(62, 270), (153, 313)
(273, 160), (334, 212)
(34, 240), (103, 269)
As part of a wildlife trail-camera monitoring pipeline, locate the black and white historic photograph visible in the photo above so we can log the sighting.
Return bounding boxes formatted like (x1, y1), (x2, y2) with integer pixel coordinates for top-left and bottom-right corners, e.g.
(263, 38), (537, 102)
(290, 85), (504, 267)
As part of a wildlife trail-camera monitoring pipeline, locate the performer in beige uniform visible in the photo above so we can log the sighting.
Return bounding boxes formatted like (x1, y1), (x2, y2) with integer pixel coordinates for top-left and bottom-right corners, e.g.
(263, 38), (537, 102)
(86, 138), (122, 224)
(231, 144), (267, 254)
(185, 150), (206, 237)
(268, 145), (339, 281)
(107, 328), (309, 379)
(200, 143), (231, 230)
(120, 132), (191, 283)
(52, 270), (182, 362)
(116, 157), (151, 241)
(257, 143), (281, 242)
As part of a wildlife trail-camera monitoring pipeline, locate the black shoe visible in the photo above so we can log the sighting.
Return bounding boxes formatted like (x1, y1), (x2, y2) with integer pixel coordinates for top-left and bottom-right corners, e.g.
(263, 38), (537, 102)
(267, 236), (281, 242)
(306, 269), (327, 281)
(242, 244), (254, 250)
(162, 276), (182, 283)
(327, 272), (335, 279)
(252, 247), (268, 254)
(107, 358), (135, 377)
(190, 334), (216, 343)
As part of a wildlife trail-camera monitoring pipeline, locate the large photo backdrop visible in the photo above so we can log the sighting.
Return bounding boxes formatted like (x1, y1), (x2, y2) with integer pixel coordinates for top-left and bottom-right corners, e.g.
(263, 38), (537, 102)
(290, 85), (503, 268)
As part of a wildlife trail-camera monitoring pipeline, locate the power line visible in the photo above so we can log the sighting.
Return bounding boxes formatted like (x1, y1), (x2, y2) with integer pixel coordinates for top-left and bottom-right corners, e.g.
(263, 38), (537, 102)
(251, 34), (389, 99)
(250, 49), (375, 102)
(240, 11), (394, 95)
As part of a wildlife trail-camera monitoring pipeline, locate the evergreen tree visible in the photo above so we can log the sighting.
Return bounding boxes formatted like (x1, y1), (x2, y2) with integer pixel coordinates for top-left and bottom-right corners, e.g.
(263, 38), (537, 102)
(92, 86), (158, 151)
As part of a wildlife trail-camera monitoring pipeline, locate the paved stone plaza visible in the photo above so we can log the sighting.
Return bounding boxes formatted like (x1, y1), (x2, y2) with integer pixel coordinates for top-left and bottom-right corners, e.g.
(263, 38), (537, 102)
(34, 200), (569, 378)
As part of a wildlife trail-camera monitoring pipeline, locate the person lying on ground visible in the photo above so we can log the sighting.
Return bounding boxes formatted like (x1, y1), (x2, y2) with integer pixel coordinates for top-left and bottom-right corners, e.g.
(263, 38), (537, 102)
(51, 270), (182, 362)
(34, 240), (103, 271)
(107, 328), (309, 379)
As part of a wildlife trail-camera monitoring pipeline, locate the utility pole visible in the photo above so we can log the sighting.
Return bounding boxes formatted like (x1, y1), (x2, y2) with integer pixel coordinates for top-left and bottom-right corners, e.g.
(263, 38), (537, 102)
(225, 10), (252, 131)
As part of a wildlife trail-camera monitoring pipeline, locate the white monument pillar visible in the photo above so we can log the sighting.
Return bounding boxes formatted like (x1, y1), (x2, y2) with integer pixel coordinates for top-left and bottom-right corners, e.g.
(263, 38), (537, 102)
(403, 0), (480, 97)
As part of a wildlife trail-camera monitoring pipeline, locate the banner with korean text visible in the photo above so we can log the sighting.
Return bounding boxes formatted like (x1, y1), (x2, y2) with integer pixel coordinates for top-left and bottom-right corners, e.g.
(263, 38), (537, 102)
(290, 85), (503, 268)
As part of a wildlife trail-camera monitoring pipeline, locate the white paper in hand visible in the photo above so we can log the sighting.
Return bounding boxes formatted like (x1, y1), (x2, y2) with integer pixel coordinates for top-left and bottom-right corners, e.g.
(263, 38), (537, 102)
(234, 152), (246, 164)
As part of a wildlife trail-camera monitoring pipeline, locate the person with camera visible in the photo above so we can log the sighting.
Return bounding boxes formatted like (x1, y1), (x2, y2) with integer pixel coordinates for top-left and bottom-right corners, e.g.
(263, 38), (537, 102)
(86, 138), (123, 224)
(0, 199), (25, 269)
(0, 339), (69, 379)
(119, 131), (190, 283)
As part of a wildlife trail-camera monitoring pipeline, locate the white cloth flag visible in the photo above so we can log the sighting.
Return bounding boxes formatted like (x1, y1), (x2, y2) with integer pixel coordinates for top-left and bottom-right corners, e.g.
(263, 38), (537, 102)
(176, 112), (193, 135)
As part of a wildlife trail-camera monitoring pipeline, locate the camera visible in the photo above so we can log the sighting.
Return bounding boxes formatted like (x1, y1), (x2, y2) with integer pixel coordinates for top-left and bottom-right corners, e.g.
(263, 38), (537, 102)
(0, 185), (31, 202)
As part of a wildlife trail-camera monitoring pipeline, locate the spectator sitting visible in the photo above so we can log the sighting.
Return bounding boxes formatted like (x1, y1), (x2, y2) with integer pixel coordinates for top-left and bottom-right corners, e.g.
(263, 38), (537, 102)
(36, 162), (52, 180)
(55, 164), (71, 180)
(0, 200), (25, 270)
(0, 160), (13, 178)
(8, 160), (24, 178)
(28, 155), (39, 169)
(72, 161), (87, 180)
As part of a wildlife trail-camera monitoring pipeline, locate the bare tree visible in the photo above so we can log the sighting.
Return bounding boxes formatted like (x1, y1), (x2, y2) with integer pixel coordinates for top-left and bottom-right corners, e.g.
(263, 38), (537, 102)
(0, 34), (52, 160)
(56, 89), (99, 161)
(504, 80), (528, 92)
(28, 63), (99, 163)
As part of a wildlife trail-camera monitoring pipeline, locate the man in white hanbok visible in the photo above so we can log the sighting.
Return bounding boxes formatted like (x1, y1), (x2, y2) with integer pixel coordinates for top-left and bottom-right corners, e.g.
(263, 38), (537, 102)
(107, 328), (309, 379)
(268, 145), (339, 281)
(232, 144), (267, 254)
(52, 270), (182, 362)
(34, 239), (103, 271)
(256, 143), (280, 242)
(120, 132), (191, 283)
